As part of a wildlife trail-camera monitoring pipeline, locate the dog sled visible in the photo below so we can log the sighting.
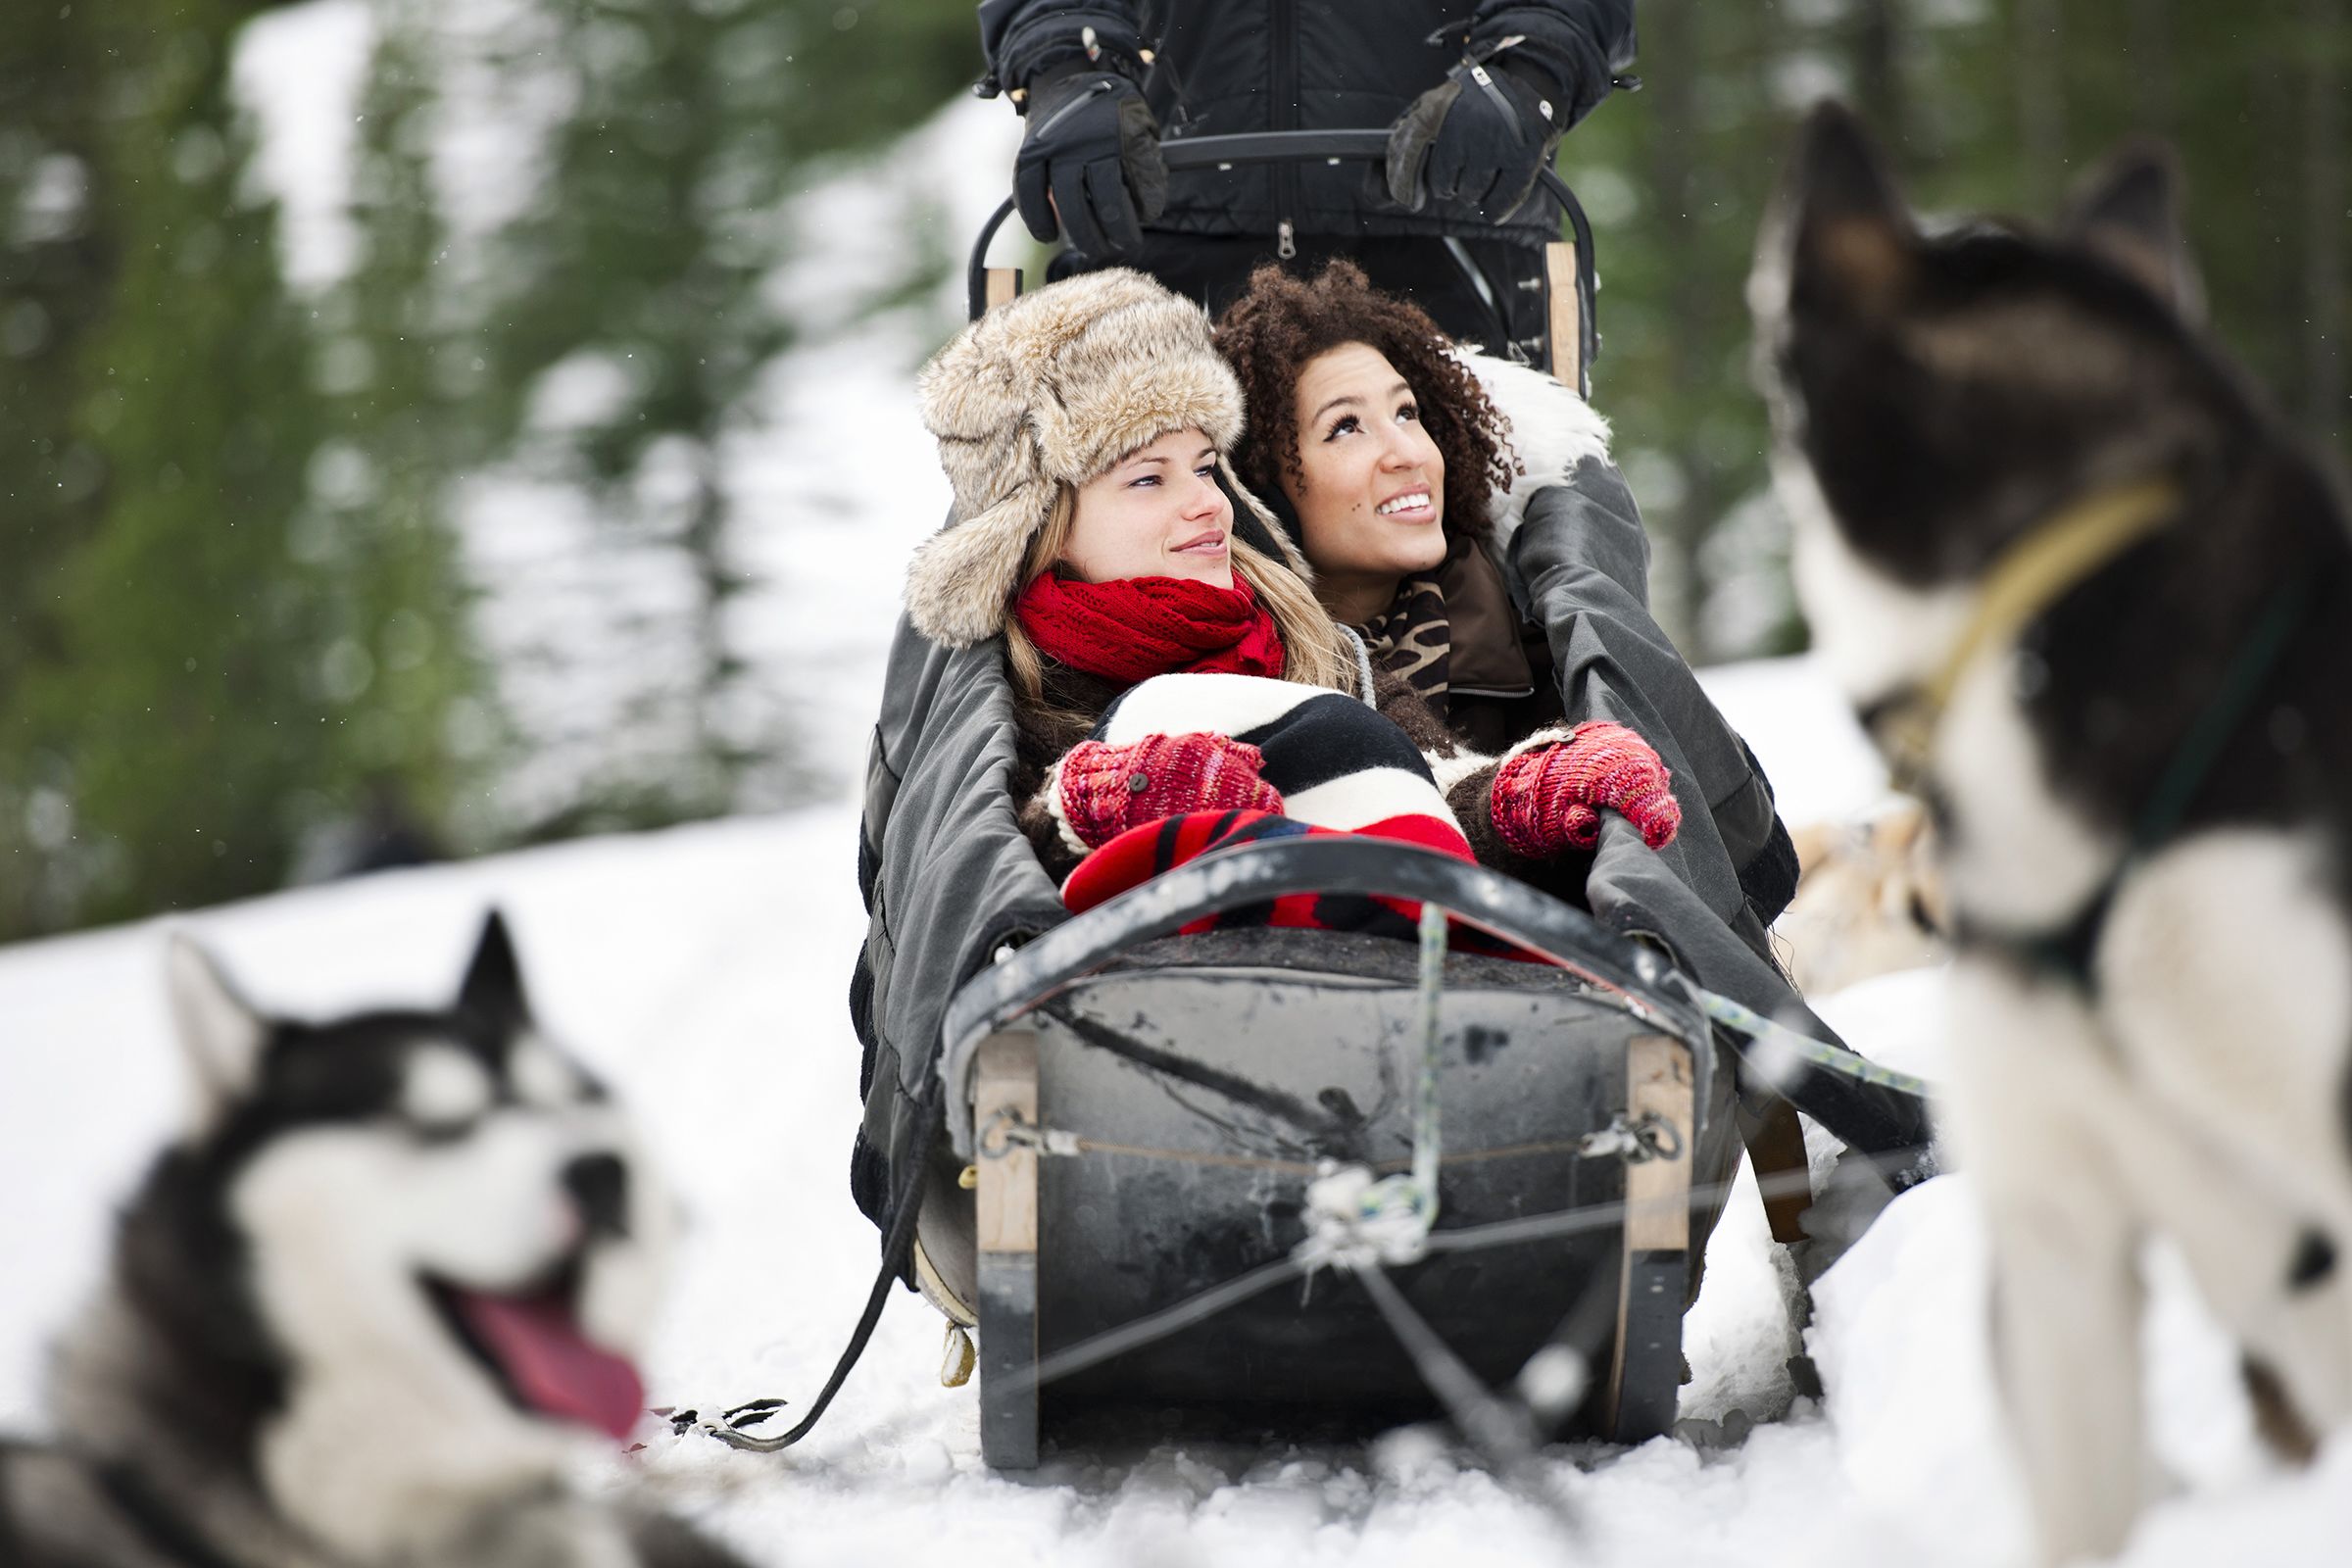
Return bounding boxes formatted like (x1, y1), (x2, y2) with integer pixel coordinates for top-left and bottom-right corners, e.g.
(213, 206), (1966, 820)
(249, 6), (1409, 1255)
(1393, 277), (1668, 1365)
(766, 134), (1937, 1473)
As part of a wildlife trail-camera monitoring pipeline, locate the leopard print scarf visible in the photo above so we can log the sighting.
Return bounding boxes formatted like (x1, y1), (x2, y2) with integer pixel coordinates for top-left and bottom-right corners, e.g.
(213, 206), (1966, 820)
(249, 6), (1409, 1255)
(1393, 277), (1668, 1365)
(1356, 569), (1451, 713)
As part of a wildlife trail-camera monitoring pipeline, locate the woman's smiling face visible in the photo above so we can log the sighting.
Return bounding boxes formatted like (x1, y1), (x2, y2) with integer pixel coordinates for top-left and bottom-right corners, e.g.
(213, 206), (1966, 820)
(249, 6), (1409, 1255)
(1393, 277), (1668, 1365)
(1282, 342), (1448, 619)
(1062, 427), (1235, 588)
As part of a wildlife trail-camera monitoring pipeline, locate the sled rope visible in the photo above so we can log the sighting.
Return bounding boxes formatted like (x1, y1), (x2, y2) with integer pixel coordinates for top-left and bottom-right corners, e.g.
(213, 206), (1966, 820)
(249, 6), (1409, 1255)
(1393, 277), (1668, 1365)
(1687, 987), (1934, 1101)
(1293, 901), (1451, 1271)
(1283, 904), (1579, 1534)
(1352, 1260), (1583, 1536)
(990, 1124), (1670, 1178)
(994, 1163), (1825, 1401)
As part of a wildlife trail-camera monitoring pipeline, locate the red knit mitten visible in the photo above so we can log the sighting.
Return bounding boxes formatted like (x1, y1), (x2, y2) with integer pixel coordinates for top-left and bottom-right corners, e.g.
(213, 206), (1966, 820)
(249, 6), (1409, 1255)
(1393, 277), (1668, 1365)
(1054, 733), (1284, 850)
(1491, 721), (1681, 857)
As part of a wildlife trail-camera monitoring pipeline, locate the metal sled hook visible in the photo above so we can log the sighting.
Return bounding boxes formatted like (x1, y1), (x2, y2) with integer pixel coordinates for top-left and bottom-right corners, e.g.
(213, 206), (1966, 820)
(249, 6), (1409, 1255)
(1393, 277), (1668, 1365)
(978, 1106), (1082, 1159)
(1576, 1109), (1684, 1164)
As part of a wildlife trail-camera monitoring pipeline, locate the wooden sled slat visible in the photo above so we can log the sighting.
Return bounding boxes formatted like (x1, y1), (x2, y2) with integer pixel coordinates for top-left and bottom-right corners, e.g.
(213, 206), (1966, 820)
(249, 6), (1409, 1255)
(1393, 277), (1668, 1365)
(1542, 239), (1584, 395)
(1605, 1031), (1693, 1441)
(975, 1029), (1041, 1468)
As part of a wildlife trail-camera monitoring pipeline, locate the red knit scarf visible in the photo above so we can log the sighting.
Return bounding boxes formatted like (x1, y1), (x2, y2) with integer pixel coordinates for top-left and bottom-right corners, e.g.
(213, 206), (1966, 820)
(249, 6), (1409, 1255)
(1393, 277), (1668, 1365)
(1013, 572), (1286, 684)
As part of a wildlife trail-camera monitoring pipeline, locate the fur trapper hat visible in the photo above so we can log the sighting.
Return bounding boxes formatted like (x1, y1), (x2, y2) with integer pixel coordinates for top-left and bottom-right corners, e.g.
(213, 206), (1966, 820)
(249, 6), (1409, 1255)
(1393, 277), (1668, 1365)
(908, 269), (1296, 648)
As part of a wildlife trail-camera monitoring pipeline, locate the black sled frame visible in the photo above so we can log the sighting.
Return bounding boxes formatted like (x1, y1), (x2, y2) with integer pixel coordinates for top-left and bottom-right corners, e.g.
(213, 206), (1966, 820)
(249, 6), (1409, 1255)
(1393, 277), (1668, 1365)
(966, 128), (1601, 395)
(927, 838), (1717, 1468)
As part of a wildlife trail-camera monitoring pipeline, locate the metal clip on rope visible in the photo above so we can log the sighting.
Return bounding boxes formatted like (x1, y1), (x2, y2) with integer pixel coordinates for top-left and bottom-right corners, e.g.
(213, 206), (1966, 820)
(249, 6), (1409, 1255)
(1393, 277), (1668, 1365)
(978, 1107), (1082, 1158)
(1575, 1109), (1683, 1164)
(1295, 901), (1451, 1273)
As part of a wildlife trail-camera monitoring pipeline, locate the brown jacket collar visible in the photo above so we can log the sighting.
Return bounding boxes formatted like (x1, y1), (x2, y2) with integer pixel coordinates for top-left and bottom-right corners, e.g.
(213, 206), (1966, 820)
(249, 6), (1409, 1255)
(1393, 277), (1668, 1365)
(1436, 542), (1537, 698)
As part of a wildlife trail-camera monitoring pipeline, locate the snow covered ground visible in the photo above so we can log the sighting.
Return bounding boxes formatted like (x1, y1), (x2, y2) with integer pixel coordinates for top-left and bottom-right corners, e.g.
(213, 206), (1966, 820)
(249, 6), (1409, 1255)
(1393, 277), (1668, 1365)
(5, 659), (2347, 1568)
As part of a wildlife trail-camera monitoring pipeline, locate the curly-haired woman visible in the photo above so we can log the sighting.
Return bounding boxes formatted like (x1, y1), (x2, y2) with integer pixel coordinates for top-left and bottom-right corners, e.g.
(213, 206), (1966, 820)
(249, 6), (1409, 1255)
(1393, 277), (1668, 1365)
(1216, 263), (1880, 1250)
(1218, 260), (1801, 935)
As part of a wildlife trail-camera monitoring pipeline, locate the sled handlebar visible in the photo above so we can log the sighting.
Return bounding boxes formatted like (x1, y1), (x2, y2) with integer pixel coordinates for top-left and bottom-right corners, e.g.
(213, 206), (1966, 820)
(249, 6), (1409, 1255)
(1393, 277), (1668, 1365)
(965, 129), (1599, 394)
(938, 835), (1708, 1154)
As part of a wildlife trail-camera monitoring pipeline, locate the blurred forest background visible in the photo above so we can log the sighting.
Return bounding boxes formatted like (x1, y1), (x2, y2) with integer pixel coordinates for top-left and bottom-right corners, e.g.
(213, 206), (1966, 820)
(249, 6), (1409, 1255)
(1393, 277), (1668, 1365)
(1, 0), (2343, 942)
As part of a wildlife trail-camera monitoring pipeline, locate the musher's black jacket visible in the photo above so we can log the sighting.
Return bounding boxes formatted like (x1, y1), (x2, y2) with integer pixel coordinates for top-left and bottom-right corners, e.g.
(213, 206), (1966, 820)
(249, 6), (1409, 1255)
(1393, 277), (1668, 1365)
(976, 1), (1638, 249)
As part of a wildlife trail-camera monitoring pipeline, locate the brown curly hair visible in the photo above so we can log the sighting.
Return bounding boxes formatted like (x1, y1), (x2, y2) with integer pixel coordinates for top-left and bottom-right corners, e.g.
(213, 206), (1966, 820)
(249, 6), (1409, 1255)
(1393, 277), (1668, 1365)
(1215, 261), (1518, 550)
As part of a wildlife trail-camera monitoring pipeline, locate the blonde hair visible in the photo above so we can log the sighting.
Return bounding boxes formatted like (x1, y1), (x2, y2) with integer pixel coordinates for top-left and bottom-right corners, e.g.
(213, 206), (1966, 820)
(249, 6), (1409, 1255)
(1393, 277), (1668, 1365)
(1003, 482), (1358, 707)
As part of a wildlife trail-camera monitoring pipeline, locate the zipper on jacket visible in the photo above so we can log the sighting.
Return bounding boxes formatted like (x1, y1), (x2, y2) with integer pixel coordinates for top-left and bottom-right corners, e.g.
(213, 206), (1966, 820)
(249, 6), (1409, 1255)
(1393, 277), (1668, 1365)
(1270, 0), (1298, 255)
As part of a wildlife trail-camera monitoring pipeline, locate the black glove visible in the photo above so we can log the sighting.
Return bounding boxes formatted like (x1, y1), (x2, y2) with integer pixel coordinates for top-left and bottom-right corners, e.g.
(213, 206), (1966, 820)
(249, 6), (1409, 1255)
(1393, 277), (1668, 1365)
(1386, 56), (1564, 222)
(1012, 67), (1167, 260)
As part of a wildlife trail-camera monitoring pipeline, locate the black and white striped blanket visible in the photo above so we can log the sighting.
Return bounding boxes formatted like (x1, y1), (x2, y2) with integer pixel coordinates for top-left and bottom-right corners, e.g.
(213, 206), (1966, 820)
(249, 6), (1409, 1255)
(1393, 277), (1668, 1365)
(1043, 673), (1483, 931)
(1067, 673), (1471, 853)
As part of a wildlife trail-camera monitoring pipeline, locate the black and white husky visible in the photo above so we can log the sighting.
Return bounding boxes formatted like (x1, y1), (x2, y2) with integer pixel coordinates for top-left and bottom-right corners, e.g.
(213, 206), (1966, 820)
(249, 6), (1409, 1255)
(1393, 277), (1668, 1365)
(0, 914), (748, 1567)
(1752, 102), (2352, 1562)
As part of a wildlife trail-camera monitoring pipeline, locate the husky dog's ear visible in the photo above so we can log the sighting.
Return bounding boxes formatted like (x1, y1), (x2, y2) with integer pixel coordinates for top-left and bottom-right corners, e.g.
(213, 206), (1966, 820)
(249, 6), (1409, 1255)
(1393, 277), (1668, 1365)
(1777, 100), (1917, 318)
(166, 931), (269, 1131)
(2062, 142), (2205, 322)
(459, 909), (533, 1025)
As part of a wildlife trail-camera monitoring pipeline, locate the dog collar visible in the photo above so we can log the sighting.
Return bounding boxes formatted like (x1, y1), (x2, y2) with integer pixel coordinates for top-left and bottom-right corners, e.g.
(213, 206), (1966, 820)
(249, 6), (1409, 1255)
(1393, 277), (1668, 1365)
(1878, 474), (2183, 794)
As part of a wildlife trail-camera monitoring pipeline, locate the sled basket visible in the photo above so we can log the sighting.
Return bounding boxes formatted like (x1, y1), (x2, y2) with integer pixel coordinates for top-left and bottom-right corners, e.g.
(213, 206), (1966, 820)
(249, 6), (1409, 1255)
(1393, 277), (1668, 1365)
(911, 836), (1725, 1468)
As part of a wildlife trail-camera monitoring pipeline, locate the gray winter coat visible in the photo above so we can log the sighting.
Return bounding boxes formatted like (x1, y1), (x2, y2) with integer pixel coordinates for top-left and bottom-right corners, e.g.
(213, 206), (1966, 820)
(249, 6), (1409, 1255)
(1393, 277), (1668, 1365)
(1508, 459), (1808, 1026)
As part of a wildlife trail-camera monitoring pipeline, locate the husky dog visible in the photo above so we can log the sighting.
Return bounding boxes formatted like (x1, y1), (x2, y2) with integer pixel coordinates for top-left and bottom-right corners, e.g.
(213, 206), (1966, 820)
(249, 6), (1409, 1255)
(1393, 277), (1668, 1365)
(1752, 102), (2352, 1561)
(0, 914), (749, 1567)
(1780, 797), (1948, 998)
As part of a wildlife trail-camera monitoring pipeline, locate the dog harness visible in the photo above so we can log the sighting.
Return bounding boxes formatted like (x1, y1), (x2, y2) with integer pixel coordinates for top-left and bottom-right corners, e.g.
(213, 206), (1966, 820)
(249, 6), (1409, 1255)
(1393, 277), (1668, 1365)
(1875, 475), (2182, 800)
(1886, 473), (2317, 992)
(2008, 573), (2316, 991)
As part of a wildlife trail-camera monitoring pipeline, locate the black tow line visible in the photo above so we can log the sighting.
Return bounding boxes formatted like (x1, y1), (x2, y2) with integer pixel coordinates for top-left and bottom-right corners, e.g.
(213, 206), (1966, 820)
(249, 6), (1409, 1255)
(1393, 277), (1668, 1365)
(698, 1086), (947, 1452)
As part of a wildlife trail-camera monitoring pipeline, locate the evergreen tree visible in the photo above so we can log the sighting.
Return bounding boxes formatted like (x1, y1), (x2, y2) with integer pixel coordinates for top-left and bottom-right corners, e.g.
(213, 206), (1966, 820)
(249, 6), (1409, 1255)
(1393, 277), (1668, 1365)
(479, 0), (790, 826)
(0, 3), (118, 931)
(0, 0), (484, 937)
(474, 0), (977, 829)
(313, 8), (496, 853)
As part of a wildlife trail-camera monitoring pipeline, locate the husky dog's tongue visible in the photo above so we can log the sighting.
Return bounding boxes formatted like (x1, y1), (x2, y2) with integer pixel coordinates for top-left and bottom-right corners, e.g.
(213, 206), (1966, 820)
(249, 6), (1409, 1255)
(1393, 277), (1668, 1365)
(451, 1289), (644, 1439)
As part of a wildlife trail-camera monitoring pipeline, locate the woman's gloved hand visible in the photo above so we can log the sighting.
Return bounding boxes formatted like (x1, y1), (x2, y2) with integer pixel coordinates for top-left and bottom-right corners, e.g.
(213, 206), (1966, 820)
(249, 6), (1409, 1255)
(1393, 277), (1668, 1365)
(1054, 732), (1284, 850)
(1491, 721), (1681, 856)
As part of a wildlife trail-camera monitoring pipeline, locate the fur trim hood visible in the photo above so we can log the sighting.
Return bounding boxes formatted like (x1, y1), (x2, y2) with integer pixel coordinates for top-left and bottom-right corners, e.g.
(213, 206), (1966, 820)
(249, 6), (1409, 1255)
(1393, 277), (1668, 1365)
(908, 270), (1290, 649)
(1454, 349), (1615, 560)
